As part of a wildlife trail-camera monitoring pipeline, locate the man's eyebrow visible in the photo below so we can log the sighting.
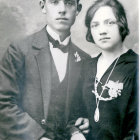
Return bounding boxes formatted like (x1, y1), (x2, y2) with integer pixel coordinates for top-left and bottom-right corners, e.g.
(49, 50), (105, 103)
(65, 0), (76, 3)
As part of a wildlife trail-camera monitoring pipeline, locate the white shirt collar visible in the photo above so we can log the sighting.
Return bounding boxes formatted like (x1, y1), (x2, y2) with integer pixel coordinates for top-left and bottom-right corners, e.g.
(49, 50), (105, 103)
(46, 26), (70, 46)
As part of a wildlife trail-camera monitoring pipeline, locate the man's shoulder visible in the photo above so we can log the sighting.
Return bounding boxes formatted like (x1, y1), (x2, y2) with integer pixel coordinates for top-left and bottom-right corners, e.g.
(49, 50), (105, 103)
(16, 27), (46, 45)
(10, 27), (47, 54)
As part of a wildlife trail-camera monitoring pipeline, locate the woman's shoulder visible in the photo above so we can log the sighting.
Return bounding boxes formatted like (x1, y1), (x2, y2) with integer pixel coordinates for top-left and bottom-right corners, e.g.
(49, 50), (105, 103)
(123, 49), (138, 62)
(120, 49), (138, 76)
(120, 49), (138, 68)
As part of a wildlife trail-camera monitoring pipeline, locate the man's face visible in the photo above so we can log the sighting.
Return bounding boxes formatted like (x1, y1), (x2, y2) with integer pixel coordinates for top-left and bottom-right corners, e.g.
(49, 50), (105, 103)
(41, 0), (79, 34)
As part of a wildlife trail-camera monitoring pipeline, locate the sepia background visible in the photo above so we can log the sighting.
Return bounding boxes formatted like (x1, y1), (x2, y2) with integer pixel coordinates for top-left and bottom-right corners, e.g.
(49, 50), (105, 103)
(0, 0), (139, 58)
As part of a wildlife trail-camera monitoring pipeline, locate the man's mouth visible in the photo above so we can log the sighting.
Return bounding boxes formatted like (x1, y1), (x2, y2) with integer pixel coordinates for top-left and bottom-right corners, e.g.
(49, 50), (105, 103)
(56, 18), (68, 21)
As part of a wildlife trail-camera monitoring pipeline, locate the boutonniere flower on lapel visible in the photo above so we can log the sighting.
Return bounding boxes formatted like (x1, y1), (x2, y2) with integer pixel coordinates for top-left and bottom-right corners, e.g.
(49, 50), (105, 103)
(74, 51), (81, 62)
(106, 80), (123, 99)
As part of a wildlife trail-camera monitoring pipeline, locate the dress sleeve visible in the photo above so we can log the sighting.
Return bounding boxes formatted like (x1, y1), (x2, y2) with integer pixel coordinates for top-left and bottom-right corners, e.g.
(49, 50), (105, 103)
(0, 43), (45, 140)
(122, 70), (139, 140)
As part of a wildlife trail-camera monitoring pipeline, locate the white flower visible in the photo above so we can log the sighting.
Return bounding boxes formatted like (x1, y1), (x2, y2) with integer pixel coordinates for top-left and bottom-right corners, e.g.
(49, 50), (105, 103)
(74, 51), (81, 62)
(106, 80), (123, 98)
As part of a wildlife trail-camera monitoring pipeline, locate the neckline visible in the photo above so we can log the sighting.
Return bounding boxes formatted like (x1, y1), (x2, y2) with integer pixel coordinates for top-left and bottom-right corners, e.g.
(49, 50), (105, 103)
(93, 56), (120, 122)
(95, 49), (131, 82)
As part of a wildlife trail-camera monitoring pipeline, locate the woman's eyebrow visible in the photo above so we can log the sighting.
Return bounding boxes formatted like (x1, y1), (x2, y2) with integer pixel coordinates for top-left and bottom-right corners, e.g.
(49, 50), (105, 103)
(91, 21), (99, 24)
(104, 18), (117, 22)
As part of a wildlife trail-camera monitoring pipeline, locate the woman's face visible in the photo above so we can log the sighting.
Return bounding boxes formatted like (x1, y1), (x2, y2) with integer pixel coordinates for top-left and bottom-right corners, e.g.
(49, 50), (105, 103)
(90, 6), (122, 51)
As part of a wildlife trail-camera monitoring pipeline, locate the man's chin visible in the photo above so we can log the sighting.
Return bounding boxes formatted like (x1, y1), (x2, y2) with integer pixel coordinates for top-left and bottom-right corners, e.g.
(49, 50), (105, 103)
(56, 26), (70, 32)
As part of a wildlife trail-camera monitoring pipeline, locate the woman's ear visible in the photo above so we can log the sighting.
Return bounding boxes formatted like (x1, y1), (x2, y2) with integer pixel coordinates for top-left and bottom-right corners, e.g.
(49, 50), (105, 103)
(76, 4), (82, 15)
(39, 0), (46, 14)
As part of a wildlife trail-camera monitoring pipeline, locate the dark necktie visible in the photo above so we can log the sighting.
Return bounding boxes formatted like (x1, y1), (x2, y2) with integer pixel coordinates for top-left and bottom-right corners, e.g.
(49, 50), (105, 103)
(47, 32), (69, 53)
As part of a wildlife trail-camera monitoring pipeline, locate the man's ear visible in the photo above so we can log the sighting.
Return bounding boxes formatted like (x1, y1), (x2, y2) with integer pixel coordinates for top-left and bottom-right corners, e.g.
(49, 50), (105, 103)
(76, 3), (82, 14)
(39, 0), (46, 14)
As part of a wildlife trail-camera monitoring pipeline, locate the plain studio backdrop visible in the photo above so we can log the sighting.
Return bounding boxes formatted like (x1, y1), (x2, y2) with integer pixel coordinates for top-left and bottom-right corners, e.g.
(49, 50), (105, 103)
(0, 0), (138, 59)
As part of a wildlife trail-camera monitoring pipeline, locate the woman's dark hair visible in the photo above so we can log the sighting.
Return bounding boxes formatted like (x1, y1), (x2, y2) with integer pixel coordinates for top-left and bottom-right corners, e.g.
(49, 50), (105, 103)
(85, 0), (129, 43)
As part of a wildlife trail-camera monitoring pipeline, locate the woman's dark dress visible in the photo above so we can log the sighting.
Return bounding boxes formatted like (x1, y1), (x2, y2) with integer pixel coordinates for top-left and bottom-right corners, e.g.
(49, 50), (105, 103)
(82, 49), (138, 140)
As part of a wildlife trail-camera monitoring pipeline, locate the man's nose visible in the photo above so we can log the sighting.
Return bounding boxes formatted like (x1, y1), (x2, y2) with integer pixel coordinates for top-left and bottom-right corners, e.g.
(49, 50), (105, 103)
(58, 1), (66, 14)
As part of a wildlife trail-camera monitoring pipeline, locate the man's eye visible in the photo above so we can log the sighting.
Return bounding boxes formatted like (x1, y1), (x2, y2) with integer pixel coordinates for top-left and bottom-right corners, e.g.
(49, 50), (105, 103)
(50, 0), (58, 4)
(65, 0), (76, 6)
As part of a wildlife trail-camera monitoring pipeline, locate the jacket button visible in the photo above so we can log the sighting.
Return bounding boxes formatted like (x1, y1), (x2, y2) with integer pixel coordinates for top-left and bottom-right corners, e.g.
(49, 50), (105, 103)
(41, 119), (46, 125)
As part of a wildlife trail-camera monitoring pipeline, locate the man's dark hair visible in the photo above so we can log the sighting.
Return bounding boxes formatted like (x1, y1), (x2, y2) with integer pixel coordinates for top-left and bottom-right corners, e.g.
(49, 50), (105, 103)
(43, 0), (80, 3)
(85, 0), (129, 43)
(40, 0), (82, 13)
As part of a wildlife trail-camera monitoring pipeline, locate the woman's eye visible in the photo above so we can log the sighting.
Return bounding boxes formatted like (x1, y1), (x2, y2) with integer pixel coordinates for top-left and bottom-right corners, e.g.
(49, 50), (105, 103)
(109, 21), (116, 24)
(107, 20), (117, 26)
(91, 24), (98, 28)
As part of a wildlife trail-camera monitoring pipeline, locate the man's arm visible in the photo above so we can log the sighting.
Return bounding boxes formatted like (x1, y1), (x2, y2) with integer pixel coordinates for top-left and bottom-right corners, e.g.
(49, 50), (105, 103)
(0, 43), (45, 140)
(70, 132), (86, 140)
(66, 64), (90, 139)
(68, 118), (89, 140)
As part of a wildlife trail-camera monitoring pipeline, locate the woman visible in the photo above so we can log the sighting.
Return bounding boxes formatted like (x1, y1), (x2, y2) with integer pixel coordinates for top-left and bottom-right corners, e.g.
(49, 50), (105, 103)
(81, 0), (138, 139)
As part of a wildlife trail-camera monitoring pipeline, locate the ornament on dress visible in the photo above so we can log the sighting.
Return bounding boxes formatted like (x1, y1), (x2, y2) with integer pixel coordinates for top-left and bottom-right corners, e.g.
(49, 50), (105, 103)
(92, 80), (123, 122)
(107, 80), (123, 98)
(92, 56), (122, 122)
(94, 107), (100, 122)
(92, 80), (123, 101)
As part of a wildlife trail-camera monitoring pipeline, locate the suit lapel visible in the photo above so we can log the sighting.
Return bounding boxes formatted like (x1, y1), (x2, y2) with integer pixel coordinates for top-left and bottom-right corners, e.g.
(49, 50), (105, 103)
(32, 27), (52, 120)
(65, 43), (82, 120)
(32, 29), (85, 121)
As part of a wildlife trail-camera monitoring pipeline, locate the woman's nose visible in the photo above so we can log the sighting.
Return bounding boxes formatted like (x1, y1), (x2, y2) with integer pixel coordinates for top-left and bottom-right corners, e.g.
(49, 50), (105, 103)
(99, 24), (108, 35)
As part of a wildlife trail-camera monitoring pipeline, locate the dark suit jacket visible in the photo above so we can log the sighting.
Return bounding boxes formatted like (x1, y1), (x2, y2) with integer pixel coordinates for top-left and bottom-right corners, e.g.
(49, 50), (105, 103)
(0, 27), (90, 140)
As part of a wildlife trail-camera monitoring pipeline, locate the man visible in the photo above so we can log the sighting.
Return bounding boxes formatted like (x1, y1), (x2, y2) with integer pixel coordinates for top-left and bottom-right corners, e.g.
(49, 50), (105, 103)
(0, 0), (90, 140)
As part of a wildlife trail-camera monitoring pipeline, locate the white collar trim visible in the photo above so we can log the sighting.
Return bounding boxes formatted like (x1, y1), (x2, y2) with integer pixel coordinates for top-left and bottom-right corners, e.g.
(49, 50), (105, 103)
(46, 26), (70, 46)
